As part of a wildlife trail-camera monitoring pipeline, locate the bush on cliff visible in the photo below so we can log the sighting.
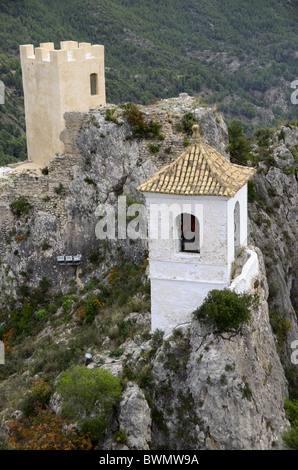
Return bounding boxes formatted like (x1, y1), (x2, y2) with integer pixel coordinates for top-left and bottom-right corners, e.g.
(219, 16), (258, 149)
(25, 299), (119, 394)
(193, 289), (256, 332)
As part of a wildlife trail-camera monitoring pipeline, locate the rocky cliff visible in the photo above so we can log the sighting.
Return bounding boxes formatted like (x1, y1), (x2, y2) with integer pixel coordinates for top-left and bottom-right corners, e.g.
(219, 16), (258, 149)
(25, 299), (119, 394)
(149, 248), (288, 450)
(0, 94), (297, 450)
(248, 125), (298, 373)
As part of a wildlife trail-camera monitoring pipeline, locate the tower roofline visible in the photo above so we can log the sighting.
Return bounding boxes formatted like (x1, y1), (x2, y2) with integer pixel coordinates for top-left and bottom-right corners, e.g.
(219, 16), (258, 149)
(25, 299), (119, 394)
(20, 41), (104, 64)
(137, 125), (256, 198)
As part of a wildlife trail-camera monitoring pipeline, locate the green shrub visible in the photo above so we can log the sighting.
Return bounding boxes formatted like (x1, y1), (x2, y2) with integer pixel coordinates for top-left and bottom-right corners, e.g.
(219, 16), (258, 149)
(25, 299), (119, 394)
(84, 295), (103, 324)
(149, 121), (162, 136)
(39, 277), (52, 291)
(48, 303), (57, 314)
(79, 416), (107, 444)
(122, 102), (148, 137)
(105, 107), (118, 123)
(284, 398), (298, 426)
(62, 296), (72, 315)
(41, 241), (51, 251)
(181, 112), (196, 135)
(11, 198), (31, 218)
(289, 145), (298, 164)
(282, 426), (298, 450)
(88, 250), (102, 264)
(193, 289), (256, 332)
(57, 366), (122, 444)
(0, 432), (11, 450)
(54, 183), (64, 194)
(109, 348), (125, 358)
(240, 375), (253, 401)
(84, 177), (95, 185)
(116, 319), (133, 345)
(151, 329), (164, 350)
(254, 127), (273, 147)
(269, 309), (291, 345)
(122, 102), (162, 140)
(148, 143), (161, 153)
(34, 308), (48, 321)
(29, 337), (87, 379)
(21, 378), (52, 418)
(283, 399), (298, 449)
(114, 428), (128, 444)
(10, 302), (32, 335)
(247, 180), (256, 203)
(228, 120), (252, 165)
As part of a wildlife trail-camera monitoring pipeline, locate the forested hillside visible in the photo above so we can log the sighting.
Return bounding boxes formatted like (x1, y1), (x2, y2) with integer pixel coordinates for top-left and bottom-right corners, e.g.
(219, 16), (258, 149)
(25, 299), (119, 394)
(0, 0), (297, 164)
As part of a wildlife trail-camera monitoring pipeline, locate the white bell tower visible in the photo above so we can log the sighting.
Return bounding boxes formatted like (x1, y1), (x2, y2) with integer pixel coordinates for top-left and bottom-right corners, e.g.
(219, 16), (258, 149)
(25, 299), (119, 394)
(137, 125), (256, 336)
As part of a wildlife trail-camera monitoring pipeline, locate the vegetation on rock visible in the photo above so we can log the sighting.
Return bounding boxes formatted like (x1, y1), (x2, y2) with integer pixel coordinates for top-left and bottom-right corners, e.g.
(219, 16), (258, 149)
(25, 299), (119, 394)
(0, 0), (297, 163)
(193, 289), (257, 332)
(57, 366), (122, 444)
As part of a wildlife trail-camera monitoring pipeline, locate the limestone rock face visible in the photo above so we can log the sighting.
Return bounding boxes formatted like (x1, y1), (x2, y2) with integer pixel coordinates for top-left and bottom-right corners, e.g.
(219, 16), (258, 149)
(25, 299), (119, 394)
(192, 106), (229, 157)
(118, 382), (151, 450)
(275, 125), (298, 147)
(248, 128), (298, 364)
(151, 248), (289, 450)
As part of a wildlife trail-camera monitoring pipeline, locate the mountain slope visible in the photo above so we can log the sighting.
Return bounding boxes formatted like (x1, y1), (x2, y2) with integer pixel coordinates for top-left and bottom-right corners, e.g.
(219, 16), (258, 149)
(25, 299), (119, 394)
(0, 0), (297, 163)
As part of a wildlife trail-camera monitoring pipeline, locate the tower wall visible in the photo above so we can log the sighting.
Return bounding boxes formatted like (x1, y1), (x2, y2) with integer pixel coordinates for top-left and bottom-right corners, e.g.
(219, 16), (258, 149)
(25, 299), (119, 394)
(20, 41), (106, 166)
(144, 189), (249, 336)
(151, 277), (228, 336)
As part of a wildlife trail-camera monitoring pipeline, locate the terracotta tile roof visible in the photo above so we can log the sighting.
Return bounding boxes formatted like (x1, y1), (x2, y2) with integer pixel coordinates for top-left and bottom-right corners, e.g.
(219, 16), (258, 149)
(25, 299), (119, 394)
(137, 125), (256, 197)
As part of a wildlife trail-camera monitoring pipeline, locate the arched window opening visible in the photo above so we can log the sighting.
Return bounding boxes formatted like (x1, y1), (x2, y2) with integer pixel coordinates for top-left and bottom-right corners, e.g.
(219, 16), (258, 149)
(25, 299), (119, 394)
(234, 201), (240, 257)
(179, 213), (200, 253)
(90, 73), (98, 95)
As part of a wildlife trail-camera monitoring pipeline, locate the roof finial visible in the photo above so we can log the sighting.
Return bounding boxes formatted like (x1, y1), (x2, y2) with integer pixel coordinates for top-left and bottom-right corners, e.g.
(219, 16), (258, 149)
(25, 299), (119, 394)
(191, 124), (201, 142)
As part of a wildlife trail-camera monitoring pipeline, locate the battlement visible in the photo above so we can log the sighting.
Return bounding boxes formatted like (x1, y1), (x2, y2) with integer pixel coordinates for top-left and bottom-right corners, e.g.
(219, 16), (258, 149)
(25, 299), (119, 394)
(20, 40), (106, 166)
(20, 41), (104, 65)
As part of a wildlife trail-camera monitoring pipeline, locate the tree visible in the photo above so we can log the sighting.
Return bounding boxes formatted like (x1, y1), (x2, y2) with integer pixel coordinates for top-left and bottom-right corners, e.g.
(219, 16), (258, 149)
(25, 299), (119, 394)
(228, 120), (252, 164)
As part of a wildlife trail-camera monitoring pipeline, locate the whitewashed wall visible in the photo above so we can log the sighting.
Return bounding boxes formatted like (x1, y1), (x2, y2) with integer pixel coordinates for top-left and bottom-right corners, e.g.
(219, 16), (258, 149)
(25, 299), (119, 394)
(143, 186), (252, 336)
(227, 184), (248, 268)
(151, 278), (229, 336)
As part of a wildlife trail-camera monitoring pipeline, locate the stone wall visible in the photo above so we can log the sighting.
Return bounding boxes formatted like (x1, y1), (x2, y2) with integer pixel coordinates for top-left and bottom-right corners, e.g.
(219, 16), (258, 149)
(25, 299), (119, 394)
(0, 153), (83, 257)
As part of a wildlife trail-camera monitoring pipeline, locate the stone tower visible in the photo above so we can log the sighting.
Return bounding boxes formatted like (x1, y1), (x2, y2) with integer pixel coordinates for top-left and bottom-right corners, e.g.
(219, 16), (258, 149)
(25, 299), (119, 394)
(137, 125), (256, 336)
(20, 40), (106, 166)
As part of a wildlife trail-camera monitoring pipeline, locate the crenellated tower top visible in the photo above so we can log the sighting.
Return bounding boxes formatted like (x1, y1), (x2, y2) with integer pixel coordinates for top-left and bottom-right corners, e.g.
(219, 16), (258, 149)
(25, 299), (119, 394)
(20, 41), (105, 65)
